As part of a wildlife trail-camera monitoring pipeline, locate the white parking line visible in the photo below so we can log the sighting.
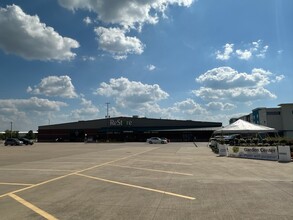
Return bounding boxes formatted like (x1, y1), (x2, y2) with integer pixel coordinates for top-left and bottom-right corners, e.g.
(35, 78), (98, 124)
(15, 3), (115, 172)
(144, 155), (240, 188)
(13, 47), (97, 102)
(76, 173), (195, 200)
(108, 164), (193, 176)
(131, 159), (192, 165)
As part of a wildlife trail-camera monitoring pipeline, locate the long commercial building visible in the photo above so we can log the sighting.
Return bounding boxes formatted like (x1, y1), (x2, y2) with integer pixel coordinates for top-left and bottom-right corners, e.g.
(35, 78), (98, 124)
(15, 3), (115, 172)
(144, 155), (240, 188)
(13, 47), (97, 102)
(38, 116), (222, 142)
(230, 103), (293, 138)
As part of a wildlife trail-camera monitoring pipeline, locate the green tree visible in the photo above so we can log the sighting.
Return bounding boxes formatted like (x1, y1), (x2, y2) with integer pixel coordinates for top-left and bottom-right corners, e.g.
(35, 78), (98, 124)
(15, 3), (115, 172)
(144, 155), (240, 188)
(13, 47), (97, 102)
(25, 130), (35, 139)
(4, 130), (19, 138)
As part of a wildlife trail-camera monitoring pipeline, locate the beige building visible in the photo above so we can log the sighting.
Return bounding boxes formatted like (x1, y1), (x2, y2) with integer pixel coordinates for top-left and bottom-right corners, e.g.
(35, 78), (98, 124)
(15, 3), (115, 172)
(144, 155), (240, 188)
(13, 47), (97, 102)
(231, 103), (293, 138)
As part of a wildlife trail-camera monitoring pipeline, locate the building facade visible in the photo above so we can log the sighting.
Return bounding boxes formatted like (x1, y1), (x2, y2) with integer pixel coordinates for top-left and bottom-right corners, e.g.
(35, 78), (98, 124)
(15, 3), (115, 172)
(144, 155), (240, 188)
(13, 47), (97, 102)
(231, 103), (293, 138)
(38, 116), (222, 142)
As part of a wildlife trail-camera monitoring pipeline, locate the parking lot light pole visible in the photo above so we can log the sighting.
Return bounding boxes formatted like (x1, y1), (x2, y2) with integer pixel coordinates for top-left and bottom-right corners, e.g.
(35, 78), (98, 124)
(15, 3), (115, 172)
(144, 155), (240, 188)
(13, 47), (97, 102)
(10, 122), (12, 138)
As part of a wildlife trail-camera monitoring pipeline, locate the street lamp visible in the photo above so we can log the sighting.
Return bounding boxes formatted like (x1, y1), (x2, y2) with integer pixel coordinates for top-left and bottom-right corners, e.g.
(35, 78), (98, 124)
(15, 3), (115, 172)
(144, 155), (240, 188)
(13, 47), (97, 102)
(105, 102), (110, 142)
(10, 122), (12, 138)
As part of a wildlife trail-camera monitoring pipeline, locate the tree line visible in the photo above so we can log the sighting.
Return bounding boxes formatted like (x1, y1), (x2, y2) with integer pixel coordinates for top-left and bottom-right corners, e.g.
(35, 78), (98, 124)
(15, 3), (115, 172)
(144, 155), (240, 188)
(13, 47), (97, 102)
(0, 130), (36, 140)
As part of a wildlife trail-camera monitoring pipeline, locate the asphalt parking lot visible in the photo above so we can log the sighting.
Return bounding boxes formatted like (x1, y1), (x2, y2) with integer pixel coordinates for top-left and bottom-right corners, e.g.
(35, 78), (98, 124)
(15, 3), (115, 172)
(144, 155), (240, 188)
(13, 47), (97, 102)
(0, 142), (292, 220)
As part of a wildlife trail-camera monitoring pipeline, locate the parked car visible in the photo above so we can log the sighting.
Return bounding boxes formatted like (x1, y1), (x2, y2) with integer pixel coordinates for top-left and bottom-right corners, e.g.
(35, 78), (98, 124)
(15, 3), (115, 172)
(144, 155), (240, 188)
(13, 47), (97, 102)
(19, 138), (34, 145)
(160, 137), (170, 143)
(146, 137), (167, 144)
(4, 138), (23, 146)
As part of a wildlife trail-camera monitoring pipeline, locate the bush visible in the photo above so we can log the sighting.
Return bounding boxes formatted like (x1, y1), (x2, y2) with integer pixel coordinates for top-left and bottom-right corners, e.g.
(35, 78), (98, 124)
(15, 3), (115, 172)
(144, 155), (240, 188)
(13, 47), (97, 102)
(209, 143), (219, 154)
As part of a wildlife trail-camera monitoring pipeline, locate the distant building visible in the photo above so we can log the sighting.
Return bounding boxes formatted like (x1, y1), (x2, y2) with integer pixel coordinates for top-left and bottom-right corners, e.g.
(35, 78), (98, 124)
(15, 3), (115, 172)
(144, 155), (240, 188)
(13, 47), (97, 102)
(38, 116), (222, 142)
(231, 103), (293, 138)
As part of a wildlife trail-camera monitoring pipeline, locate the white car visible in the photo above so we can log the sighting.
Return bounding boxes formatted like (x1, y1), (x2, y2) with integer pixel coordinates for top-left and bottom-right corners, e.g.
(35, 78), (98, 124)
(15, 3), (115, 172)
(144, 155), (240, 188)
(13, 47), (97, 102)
(146, 137), (167, 144)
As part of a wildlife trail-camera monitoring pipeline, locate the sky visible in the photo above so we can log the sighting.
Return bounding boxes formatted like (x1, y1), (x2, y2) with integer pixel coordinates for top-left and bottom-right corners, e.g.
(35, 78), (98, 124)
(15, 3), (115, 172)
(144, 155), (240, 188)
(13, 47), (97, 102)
(0, 0), (292, 132)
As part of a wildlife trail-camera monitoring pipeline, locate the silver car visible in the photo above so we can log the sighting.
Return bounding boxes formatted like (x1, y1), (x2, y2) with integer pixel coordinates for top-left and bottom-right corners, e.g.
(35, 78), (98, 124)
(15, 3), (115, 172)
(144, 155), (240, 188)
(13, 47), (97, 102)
(146, 137), (167, 144)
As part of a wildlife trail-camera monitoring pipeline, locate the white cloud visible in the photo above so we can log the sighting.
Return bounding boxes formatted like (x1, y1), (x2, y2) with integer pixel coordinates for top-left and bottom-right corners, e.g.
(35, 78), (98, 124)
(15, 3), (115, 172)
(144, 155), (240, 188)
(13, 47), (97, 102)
(147, 64), (156, 71)
(0, 5), (79, 61)
(173, 99), (207, 115)
(206, 102), (236, 111)
(235, 49), (252, 60)
(94, 27), (144, 59)
(58, 0), (194, 59)
(27, 75), (78, 98)
(70, 97), (99, 120)
(58, 0), (194, 30)
(215, 40), (269, 61)
(83, 16), (92, 25)
(0, 97), (67, 131)
(194, 87), (276, 102)
(215, 43), (234, 60)
(94, 77), (169, 109)
(256, 45), (268, 58)
(194, 67), (283, 102)
(82, 56), (96, 61)
(273, 74), (285, 83)
(196, 67), (277, 89)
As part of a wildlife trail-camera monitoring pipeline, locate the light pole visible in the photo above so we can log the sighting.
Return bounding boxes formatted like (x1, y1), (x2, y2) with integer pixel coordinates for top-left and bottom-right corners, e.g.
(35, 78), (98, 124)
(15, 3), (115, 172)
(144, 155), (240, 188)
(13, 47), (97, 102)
(10, 122), (12, 138)
(105, 102), (110, 118)
(105, 102), (110, 142)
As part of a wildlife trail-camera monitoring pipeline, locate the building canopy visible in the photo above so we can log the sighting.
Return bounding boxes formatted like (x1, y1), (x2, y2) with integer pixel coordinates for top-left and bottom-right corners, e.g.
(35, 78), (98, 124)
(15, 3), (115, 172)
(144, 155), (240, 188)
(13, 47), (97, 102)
(214, 119), (276, 134)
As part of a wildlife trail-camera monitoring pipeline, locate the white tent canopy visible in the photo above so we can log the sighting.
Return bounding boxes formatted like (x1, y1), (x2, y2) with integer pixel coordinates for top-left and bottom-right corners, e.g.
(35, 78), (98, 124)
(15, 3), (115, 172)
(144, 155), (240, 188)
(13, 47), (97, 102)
(214, 119), (276, 134)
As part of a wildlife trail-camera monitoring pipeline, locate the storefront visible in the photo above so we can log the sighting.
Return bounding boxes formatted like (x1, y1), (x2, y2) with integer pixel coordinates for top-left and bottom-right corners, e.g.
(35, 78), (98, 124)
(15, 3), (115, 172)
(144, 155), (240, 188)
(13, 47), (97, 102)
(38, 116), (221, 142)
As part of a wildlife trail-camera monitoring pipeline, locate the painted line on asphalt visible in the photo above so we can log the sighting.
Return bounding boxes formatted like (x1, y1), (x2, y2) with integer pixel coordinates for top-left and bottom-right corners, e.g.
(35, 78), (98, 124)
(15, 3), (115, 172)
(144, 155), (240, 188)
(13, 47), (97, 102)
(0, 172), (76, 199)
(0, 168), (76, 172)
(9, 194), (58, 220)
(0, 147), (159, 199)
(0, 182), (33, 186)
(108, 164), (193, 176)
(131, 159), (192, 166)
(142, 154), (193, 160)
(76, 173), (195, 200)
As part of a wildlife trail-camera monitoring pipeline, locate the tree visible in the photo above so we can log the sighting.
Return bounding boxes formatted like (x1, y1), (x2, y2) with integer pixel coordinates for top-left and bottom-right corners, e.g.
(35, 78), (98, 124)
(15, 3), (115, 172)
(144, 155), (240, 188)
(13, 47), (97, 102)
(25, 130), (35, 139)
(4, 130), (19, 138)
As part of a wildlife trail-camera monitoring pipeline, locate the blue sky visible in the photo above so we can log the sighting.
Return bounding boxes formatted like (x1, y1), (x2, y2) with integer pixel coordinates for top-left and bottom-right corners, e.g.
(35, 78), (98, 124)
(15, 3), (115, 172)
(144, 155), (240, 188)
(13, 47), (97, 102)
(0, 0), (292, 131)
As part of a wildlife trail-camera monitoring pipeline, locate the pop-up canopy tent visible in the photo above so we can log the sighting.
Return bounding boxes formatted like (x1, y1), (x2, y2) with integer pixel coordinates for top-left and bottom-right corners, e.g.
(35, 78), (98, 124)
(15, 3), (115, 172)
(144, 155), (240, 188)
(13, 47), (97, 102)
(213, 119), (276, 134)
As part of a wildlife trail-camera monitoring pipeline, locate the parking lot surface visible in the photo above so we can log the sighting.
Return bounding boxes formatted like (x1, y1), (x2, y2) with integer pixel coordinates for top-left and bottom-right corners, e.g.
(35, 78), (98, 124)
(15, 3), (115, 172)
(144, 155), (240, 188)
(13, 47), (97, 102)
(0, 142), (293, 220)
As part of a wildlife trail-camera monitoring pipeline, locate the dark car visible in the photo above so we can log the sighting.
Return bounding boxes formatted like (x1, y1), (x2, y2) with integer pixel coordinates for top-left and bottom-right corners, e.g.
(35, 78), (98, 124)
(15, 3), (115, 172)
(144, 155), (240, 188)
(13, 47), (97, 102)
(19, 138), (34, 145)
(4, 138), (23, 146)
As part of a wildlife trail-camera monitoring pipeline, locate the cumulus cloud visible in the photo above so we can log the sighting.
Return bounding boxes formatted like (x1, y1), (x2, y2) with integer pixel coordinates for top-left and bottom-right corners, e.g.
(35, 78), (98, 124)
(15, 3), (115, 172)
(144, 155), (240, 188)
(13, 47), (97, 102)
(83, 16), (92, 25)
(94, 27), (144, 59)
(215, 40), (269, 61)
(27, 75), (78, 98)
(194, 67), (284, 102)
(215, 43), (234, 61)
(58, 0), (194, 59)
(235, 49), (252, 60)
(196, 67), (275, 89)
(194, 87), (276, 102)
(0, 5), (79, 61)
(0, 97), (67, 112)
(70, 97), (99, 119)
(0, 97), (67, 130)
(58, 0), (194, 30)
(147, 64), (156, 71)
(82, 56), (96, 61)
(206, 102), (236, 111)
(94, 77), (169, 109)
(173, 99), (207, 115)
